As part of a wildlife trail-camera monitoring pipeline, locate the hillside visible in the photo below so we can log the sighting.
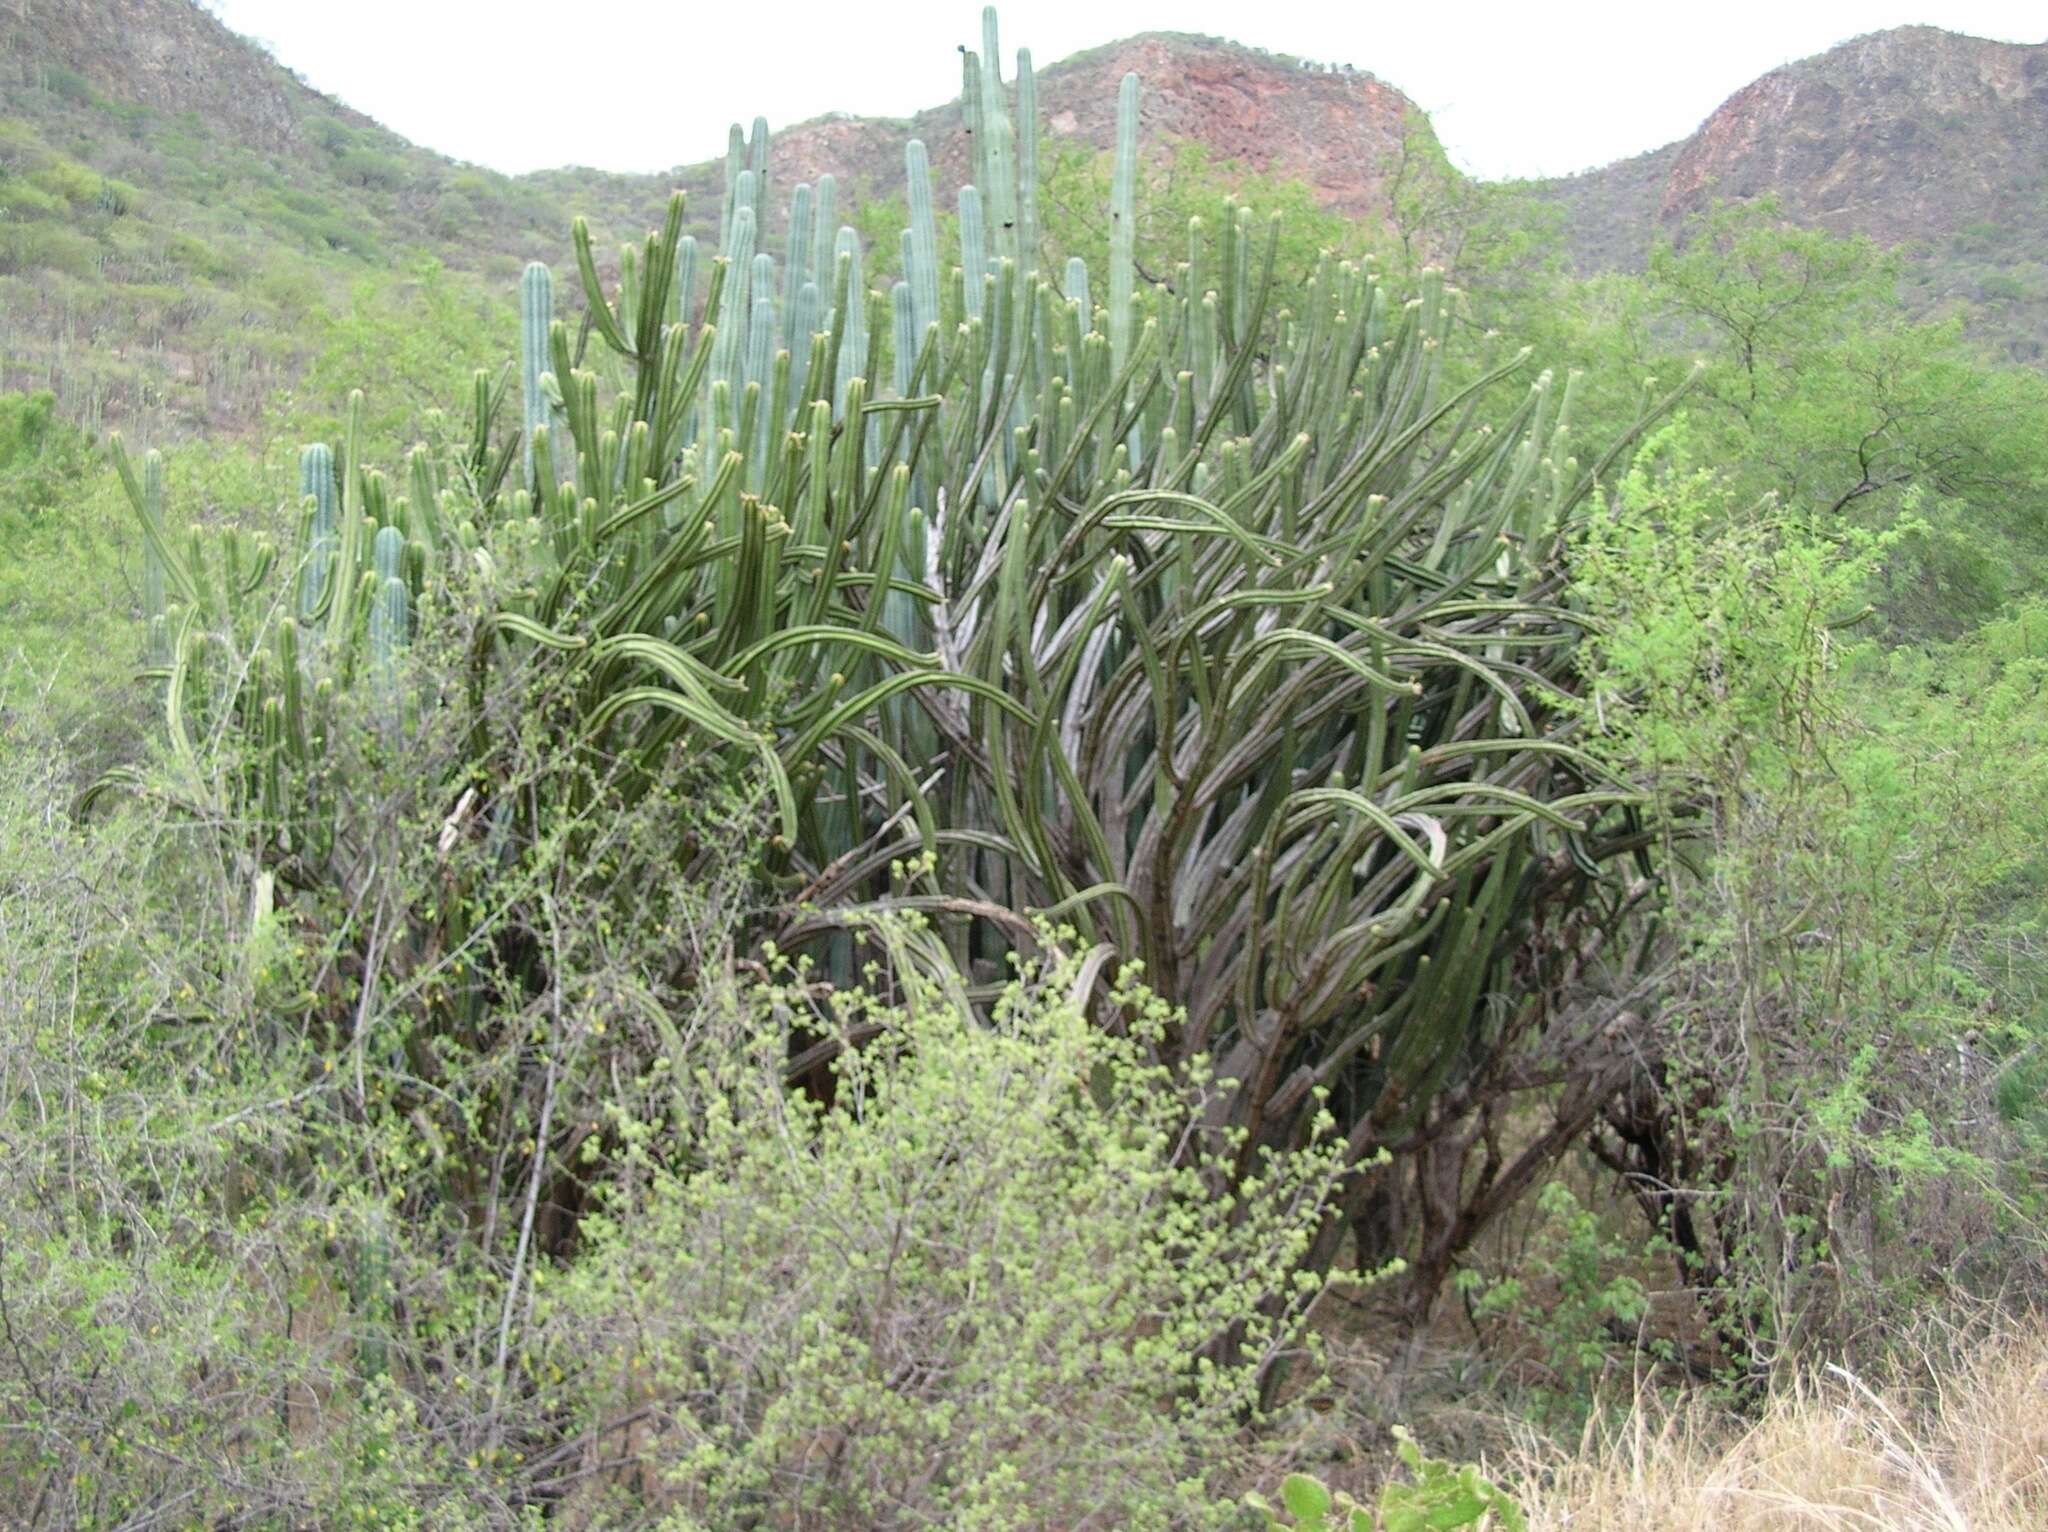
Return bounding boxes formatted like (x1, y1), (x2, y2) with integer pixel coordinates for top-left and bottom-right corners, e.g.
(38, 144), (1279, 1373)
(0, 0), (661, 435)
(5, 2), (2047, 441)
(0, 0), (1435, 439)
(1535, 26), (2048, 360)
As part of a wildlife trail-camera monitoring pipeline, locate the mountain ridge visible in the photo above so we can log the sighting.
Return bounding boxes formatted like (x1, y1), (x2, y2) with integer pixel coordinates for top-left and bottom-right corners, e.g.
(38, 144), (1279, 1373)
(3, 0), (2044, 436)
(1532, 24), (2048, 357)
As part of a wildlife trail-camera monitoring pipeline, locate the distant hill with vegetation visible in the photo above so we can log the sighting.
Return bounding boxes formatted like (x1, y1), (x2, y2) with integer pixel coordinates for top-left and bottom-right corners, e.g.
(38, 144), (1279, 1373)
(1531, 25), (2048, 361)
(1, 4), (2043, 429)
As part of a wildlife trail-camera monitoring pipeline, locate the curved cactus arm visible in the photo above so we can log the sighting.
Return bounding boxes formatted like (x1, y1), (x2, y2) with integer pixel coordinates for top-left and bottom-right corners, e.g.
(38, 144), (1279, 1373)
(109, 435), (200, 615)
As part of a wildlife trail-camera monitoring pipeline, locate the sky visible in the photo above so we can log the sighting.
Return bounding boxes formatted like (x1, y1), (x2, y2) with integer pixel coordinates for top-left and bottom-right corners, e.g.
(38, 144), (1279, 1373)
(195, 1), (2047, 183)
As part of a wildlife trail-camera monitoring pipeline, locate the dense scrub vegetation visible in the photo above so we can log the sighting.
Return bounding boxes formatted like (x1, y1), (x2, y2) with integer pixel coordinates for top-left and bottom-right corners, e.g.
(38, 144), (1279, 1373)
(2, 9), (2045, 1528)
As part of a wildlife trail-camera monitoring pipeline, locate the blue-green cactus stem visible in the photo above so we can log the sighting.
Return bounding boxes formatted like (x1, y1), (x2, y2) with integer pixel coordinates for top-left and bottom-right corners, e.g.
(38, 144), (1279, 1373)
(746, 115), (770, 220)
(789, 279), (821, 404)
(299, 442), (338, 623)
(520, 263), (552, 489)
(674, 234), (700, 334)
(783, 182), (814, 326)
(372, 524), (404, 587)
(891, 280), (917, 398)
(719, 123), (746, 242)
(140, 449), (166, 650)
(1017, 47), (1040, 275)
(904, 140), (941, 349)
(811, 175), (836, 285)
(833, 228), (866, 411)
(1109, 72), (1138, 372)
(1064, 256), (1090, 315)
(711, 203), (756, 395)
(959, 185), (987, 323)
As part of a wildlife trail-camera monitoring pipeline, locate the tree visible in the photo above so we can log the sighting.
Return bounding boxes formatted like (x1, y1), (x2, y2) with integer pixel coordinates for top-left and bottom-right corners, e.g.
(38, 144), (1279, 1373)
(1641, 201), (2048, 633)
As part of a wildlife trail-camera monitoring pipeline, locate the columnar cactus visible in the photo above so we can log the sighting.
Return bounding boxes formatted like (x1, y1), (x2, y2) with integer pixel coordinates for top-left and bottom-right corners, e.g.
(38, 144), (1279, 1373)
(97, 11), (1698, 1305)
(520, 262), (552, 489)
(299, 442), (337, 621)
(782, 183), (815, 322)
(832, 226), (865, 411)
(141, 448), (167, 661)
(904, 140), (940, 351)
(1016, 47), (1040, 274)
(711, 194), (756, 400)
(959, 185), (987, 322)
(1109, 71), (1139, 373)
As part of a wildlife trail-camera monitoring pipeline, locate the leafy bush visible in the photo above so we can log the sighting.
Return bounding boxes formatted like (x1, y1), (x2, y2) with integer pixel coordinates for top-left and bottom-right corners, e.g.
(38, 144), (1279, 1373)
(546, 919), (1348, 1528)
(0, 388), (94, 515)
(1247, 1434), (1525, 1531)
(1568, 420), (2048, 1375)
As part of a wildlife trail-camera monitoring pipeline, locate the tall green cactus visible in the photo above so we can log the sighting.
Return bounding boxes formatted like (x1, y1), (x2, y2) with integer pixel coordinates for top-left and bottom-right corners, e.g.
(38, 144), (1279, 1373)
(904, 140), (940, 350)
(299, 442), (337, 622)
(959, 185), (987, 322)
(96, 9), (1699, 1312)
(141, 448), (167, 662)
(520, 263), (552, 490)
(832, 227), (865, 411)
(1109, 71), (1139, 373)
(711, 194), (756, 399)
(965, 7), (1041, 278)
(1016, 46), (1040, 274)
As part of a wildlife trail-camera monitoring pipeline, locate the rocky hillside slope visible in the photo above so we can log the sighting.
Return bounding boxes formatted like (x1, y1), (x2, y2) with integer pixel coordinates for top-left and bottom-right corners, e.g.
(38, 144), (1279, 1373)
(1536, 26), (2048, 359)
(3, 1), (2044, 436)
(0, 0), (1433, 434)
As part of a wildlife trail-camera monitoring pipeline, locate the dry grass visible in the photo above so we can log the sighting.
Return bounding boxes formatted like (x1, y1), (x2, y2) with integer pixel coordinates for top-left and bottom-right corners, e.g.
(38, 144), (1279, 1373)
(1505, 1316), (2048, 1530)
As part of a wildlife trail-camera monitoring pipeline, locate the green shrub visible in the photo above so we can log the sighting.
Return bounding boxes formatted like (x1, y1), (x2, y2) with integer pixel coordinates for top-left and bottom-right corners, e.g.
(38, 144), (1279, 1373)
(1247, 1433), (1525, 1531)
(547, 919), (1348, 1528)
(0, 389), (95, 515)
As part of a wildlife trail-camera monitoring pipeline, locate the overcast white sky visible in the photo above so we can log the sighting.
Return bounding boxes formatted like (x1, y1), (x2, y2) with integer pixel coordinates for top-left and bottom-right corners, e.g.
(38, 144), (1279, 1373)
(195, 1), (2045, 182)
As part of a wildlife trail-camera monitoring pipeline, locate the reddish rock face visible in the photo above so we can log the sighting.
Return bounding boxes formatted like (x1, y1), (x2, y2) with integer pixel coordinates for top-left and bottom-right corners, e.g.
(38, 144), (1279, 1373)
(764, 33), (1426, 224)
(1657, 26), (2048, 246)
(1532, 25), (2048, 359)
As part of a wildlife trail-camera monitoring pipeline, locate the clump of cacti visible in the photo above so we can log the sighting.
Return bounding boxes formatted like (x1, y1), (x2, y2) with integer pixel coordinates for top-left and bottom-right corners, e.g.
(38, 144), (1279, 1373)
(101, 7), (1695, 1290)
